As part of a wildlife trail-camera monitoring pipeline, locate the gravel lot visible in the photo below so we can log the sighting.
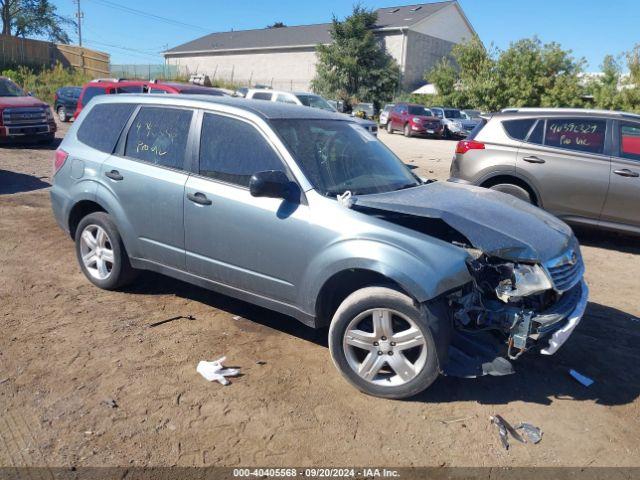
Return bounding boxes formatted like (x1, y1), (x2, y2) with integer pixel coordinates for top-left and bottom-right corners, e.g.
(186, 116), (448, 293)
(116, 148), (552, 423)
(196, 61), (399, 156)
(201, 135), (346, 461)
(1, 121), (639, 468)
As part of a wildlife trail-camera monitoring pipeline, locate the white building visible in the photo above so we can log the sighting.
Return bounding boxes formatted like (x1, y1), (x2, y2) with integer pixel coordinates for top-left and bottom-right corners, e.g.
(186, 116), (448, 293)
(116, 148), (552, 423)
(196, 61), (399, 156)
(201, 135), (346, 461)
(163, 1), (476, 91)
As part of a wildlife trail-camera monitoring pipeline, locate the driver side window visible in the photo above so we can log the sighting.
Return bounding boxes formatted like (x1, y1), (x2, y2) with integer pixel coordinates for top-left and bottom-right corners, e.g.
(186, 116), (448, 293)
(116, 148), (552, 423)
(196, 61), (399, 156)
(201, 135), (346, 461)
(199, 113), (285, 187)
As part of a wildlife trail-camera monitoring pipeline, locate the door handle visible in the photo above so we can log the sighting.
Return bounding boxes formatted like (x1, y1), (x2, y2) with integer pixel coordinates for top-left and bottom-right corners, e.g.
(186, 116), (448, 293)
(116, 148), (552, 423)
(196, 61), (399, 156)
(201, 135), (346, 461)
(523, 156), (546, 164)
(613, 168), (639, 178)
(187, 192), (212, 206)
(105, 170), (123, 181)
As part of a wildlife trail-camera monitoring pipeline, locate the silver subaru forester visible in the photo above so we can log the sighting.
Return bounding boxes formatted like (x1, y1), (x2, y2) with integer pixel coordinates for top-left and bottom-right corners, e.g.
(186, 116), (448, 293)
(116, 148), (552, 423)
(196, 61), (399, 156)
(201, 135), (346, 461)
(51, 95), (588, 399)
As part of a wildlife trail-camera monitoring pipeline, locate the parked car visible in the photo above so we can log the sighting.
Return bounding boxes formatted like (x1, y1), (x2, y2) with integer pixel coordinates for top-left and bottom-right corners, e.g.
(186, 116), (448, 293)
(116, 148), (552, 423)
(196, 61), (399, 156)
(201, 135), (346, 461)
(245, 89), (378, 136)
(449, 108), (640, 235)
(352, 103), (375, 120)
(386, 103), (442, 137)
(462, 109), (482, 121)
(74, 79), (228, 119)
(0, 76), (56, 144)
(54, 86), (82, 122)
(430, 107), (477, 138)
(378, 103), (395, 127)
(52, 95), (588, 399)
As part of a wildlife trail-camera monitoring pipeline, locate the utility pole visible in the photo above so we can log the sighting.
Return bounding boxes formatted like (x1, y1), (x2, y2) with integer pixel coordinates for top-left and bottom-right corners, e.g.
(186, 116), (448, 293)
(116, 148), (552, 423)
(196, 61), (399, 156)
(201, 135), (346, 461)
(75, 0), (84, 46)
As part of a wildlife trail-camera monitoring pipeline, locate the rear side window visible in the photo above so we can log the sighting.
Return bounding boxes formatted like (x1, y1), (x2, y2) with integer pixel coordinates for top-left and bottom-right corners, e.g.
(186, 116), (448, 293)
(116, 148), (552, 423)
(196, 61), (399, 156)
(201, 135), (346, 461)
(77, 103), (135, 153)
(619, 123), (640, 161)
(503, 119), (535, 140)
(252, 92), (273, 101)
(81, 86), (107, 106)
(199, 113), (284, 187)
(544, 118), (606, 154)
(466, 118), (487, 140)
(124, 107), (193, 170)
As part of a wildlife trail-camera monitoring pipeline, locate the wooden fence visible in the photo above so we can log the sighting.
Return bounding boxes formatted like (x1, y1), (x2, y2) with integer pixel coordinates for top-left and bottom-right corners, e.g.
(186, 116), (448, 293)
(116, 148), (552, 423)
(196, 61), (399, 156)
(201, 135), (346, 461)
(0, 35), (110, 76)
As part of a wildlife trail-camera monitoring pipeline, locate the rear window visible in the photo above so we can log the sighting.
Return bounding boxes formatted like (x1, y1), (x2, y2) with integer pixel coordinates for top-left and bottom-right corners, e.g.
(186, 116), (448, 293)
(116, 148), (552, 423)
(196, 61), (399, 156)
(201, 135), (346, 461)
(80, 86), (107, 106)
(544, 118), (606, 154)
(124, 106), (193, 170)
(252, 92), (272, 100)
(77, 103), (136, 153)
(503, 119), (535, 140)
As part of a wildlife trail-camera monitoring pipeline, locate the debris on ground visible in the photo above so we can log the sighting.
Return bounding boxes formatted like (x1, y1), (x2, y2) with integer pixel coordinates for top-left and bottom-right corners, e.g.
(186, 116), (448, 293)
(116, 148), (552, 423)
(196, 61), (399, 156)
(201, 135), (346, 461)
(0, 378), (9, 385)
(490, 415), (542, 450)
(256, 361), (267, 365)
(148, 315), (195, 328)
(197, 357), (241, 386)
(101, 399), (118, 409)
(569, 369), (594, 387)
(439, 416), (472, 425)
(515, 423), (543, 444)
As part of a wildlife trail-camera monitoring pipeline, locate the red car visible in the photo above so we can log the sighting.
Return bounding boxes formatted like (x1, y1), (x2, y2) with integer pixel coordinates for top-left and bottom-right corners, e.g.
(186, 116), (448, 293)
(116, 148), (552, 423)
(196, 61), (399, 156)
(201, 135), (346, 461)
(386, 102), (443, 138)
(0, 76), (56, 144)
(74, 79), (228, 119)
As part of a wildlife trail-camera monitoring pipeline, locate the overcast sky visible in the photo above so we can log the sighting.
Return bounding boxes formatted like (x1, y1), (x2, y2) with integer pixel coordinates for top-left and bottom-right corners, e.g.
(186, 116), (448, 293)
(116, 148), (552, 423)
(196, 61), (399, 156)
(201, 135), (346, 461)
(52, 0), (639, 71)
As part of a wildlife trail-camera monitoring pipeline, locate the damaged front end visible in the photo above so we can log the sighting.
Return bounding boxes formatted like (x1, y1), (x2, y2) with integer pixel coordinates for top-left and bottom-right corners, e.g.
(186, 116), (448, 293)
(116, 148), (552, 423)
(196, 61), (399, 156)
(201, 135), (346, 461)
(450, 249), (587, 365)
(351, 181), (590, 378)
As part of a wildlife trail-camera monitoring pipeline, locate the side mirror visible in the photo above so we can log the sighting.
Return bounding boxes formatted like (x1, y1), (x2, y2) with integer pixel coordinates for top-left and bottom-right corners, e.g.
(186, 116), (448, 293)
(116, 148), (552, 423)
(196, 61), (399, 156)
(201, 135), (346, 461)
(27, 91), (34, 96)
(249, 170), (291, 199)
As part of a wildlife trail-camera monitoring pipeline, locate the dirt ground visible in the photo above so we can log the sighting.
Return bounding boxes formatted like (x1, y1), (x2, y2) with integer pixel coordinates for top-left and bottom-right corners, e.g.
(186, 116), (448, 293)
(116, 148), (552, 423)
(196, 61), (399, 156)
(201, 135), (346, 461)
(1, 122), (639, 468)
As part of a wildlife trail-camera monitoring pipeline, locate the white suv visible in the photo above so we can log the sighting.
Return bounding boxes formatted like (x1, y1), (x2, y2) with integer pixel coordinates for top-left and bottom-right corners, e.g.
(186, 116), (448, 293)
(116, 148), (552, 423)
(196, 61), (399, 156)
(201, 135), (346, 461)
(245, 89), (378, 136)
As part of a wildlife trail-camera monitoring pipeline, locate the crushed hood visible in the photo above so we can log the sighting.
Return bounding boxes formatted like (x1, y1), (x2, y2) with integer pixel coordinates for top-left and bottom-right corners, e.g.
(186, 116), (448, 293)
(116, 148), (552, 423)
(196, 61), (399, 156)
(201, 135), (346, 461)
(354, 182), (574, 263)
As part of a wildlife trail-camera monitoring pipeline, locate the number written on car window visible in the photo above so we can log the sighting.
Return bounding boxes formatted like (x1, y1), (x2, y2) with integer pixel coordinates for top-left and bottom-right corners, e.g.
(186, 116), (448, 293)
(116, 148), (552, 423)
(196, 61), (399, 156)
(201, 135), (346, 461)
(544, 118), (606, 154)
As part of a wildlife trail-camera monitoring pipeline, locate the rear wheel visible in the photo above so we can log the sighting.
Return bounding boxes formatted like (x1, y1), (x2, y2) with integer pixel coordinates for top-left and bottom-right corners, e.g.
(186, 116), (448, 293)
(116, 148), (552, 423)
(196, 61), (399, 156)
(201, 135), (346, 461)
(75, 212), (138, 290)
(57, 106), (69, 122)
(387, 122), (393, 134)
(489, 183), (533, 204)
(328, 286), (440, 399)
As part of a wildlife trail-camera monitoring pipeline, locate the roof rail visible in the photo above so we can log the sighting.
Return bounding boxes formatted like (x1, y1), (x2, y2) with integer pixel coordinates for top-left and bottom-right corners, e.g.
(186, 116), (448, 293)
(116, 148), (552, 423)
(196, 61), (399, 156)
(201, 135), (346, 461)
(90, 78), (128, 83)
(500, 107), (640, 119)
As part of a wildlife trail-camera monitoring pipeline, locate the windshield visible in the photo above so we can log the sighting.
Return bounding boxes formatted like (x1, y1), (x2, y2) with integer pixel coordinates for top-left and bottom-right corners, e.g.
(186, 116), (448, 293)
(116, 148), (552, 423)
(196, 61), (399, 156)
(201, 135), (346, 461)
(444, 109), (462, 119)
(0, 78), (26, 97)
(354, 103), (374, 115)
(408, 105), (431, 116)
(272, 119), (420, 197)
(296, 94), (336, 112)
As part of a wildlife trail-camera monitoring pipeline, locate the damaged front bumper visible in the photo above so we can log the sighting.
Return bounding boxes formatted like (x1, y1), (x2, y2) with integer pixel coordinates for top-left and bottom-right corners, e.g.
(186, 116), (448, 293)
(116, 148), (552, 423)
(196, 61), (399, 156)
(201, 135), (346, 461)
(540, 280), (589, 355)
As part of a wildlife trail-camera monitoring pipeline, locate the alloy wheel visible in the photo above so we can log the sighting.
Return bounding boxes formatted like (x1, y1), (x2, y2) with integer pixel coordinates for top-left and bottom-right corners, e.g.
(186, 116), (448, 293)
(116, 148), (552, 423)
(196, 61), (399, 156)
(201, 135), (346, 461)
(79, 224), (115, 280)
(58, 106), (66, 122)
(343, 308), (427, 386)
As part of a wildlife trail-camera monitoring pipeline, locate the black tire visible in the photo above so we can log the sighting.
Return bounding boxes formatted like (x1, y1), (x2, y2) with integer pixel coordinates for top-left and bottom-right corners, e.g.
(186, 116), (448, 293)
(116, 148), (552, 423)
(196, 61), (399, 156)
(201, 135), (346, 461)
(489, 183), (533, 204)
(328, 286), (441, 399)
(74, 212), (138, 290)
(57, 106), (69, 122)
(442, 127), (451, 139)
(404, 123), (413, 138)
(387, 122), (393, 134)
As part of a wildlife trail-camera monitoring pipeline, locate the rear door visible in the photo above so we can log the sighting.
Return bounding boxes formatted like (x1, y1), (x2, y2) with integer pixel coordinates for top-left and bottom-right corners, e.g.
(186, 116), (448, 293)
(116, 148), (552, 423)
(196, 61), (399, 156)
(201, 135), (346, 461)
(600, 120), (640, 229)
(515, 117), (611, 222)
(100, 105), (197, 269)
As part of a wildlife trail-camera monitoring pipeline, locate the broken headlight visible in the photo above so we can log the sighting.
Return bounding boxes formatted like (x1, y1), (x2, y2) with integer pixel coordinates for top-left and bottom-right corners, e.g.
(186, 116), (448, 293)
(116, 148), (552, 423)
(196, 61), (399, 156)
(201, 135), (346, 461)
(495, 264), (553, 303)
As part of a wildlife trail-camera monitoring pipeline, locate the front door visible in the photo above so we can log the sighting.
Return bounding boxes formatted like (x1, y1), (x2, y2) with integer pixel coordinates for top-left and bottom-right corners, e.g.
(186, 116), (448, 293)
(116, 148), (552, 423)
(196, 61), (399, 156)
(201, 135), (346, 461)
(101, 105), (196, 269)
(515, 117), (611, 223)
(600, 120), (640, 230)
(184, 111), (311, 304)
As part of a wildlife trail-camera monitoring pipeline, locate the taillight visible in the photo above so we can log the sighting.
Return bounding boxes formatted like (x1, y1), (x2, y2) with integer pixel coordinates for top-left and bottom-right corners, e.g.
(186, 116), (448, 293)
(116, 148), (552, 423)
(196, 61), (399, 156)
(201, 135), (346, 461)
(54, 149), (68, 175)
(455, 140), (485, 154)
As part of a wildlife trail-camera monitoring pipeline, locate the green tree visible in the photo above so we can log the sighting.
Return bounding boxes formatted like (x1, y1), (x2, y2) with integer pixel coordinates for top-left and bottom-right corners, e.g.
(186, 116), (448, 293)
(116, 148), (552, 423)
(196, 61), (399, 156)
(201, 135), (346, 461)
(589, 55), (623, 110)
(620, 44), (640, 113)
(425, 36), (585, 111)
(1, 0), (73, 44)
(311, 5), (400, 110)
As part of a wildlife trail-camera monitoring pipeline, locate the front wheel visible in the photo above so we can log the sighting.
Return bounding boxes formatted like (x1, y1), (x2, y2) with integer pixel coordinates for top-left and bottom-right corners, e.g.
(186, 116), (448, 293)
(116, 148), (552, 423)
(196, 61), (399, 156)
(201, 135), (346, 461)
(387, 122), (393, 134)
(328, 286), (440, 399)
(75, 212), (138, 290)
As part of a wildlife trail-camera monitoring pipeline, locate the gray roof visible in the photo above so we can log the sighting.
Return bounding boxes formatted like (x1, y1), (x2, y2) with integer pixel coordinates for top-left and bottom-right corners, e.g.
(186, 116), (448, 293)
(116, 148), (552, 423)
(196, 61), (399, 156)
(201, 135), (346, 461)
(165, 1), (454, 55)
